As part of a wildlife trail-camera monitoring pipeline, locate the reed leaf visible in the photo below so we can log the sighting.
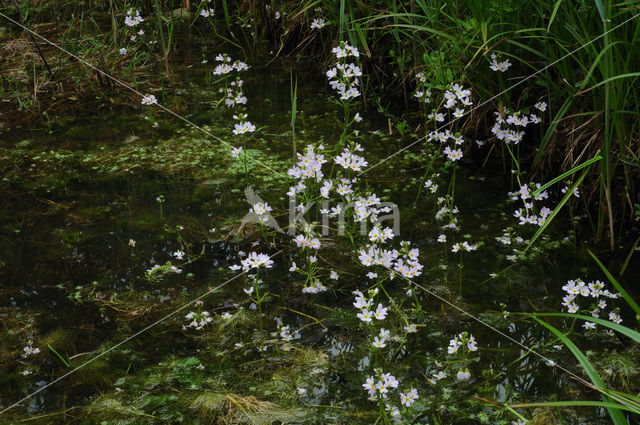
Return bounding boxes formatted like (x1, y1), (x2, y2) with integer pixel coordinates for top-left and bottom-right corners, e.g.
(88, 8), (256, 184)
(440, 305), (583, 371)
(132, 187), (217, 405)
(587, 250), (640, 317)
(525, 162), (592, 250)
(509, 400), (638, 414)
(528, 313), (640, 343)
(532, 317), (630, 424)
(532, 150), (601, 196)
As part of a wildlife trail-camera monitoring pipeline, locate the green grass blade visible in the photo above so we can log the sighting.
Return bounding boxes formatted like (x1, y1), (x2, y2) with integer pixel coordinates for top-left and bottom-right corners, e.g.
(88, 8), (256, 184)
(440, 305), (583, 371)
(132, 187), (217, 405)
(221, 0), (232, 34)
(587, 250), (640, 316)
(532, 151), (602, 196)
(528, 313), (640, 343)
(532, 318), (629, 424)
(525, 165), (592, 250)
(579, 72), (640, 94)
(594, 0), (606, 20)
(547, 0), (565, 32)
(509, 400), (638, 414)
(48, 344), (71, 367)
(339, 0), (346, 40)
(620, 236), (640, 275)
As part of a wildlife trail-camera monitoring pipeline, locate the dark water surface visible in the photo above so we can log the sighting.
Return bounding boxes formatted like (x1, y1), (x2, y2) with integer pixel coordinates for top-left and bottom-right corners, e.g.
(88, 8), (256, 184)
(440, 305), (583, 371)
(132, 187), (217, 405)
(1, 34), (637, 425)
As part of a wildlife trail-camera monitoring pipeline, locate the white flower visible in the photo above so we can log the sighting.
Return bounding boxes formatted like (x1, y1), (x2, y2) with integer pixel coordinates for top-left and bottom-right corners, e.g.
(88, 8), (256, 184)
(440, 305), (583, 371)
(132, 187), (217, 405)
(221, 312), (232, 319)
(434, 371), (447, 380)
(489, 52), (512, 72)
(172, 250), (185, 260)
(404, 324), (417, 333)
(124, 8), (144, 27)
(400, 388), (419, 406)
(357, 309), (373, 323)
(372, 336), (387, 348)
(128, 239), (136, 247)
(231, 146), (243, 158)
(22, 341), (40, 358)
(374, 303), (388, 320)
(456, 369), (471, 381)
(310, 18), (326, 29)
(200, 8), (214, 17)
(233, 121), (256, 135)
(608, 311), (622, 324)
(119, 47), (128, 55)
(141, 94), (157, 105)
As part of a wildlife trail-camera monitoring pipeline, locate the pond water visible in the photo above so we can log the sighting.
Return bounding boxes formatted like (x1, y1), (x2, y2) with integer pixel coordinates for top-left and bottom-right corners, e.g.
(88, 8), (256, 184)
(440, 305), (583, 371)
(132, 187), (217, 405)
(1, 31), (637, 425)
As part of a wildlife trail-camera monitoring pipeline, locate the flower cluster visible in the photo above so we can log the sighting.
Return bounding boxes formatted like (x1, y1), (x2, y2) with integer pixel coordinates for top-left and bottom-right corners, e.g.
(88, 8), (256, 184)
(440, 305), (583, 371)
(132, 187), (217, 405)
(287, 144), (327, 185)
(212, 53), (254, 157)
(301, 277), (327, 294)
(447, 332), (478, 355)
(435, 197), (459, 229)
(327, 42), (362, 100)
(199, 1), (214, 18)
(354, 289), (389, 323)
(491, 103), (544, 144)
(446, 332), (479, 381)
(424, 177), (439, 193)
(293, 233), (321, 250)
(310, 17), (326, 29)
(232, 120), (256, 135)
(362, 369), (416, 421)
(185, 311), (211, 329)
(289, 222), (328, 294)
(124, 8), (144, 27)
(334, 146), (368, 171)
(368, 225), (394, 243)
(274, 317), (299, 343)
(357, 243), (421, 278)
(561, 278), (621, 327)
(225, 80), (247, 108)
(489, 52), (512, 72)
(451, 241), (479, 253)
(119, 8), (153, 63)
(413, 72), (431, 103)
(185, 301), (212, 330)
(362, 368), (399, 400)
(353, 194), (392, 223)
(22, 340), (40, 358)
(495, 227), (525, 246)
(510, 182), (551, 227)
(213, 53), (248, 76)
(399, 388), (419, 406)
(141, 94), (157, 106)
(250, 201), (273, 224)
(417, 82), (473, 165)
(232, 252), (274, 272)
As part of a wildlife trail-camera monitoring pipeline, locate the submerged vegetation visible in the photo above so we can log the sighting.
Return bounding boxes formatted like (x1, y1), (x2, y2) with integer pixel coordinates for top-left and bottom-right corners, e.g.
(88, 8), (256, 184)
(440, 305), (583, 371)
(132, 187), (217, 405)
(1, 1), (640, 424)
